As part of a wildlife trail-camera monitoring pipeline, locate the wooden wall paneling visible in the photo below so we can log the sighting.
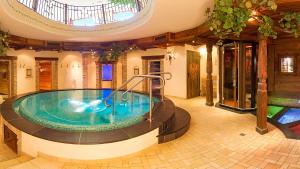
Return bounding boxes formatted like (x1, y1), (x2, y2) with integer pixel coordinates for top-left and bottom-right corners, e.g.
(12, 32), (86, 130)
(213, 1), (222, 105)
(267, 44), (275, 92)
(270, 38), (300, 93)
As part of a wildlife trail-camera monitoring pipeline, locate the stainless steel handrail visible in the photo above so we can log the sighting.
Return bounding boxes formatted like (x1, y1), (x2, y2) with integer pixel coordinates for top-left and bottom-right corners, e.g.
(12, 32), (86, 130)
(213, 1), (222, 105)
(103, 75), (164, 107)
(103, 74), (166, 122)
(149, 72), (172, 80)
(122, 72), (172, 101)
(121, 77), (146, 101)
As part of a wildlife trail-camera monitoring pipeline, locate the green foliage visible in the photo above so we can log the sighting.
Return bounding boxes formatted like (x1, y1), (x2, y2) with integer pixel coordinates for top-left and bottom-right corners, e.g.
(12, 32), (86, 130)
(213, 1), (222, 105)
(0, 28), (9, 56)
(99, 43), (129, 63)
(110, 0), (136, 6)
(206, 0), (280, 45)
(279, 12), (300, 38)
(258, 15), (277, 39)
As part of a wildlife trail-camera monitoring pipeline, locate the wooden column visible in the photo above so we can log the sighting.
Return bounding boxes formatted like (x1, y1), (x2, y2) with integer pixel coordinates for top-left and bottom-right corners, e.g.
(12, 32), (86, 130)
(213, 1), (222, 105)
(256, 34), (268, 134)
(206, 43), (214, 106)
(112, 63), (117, 89)
(35, 61), (40, 91)
(96, 61), (102, 89)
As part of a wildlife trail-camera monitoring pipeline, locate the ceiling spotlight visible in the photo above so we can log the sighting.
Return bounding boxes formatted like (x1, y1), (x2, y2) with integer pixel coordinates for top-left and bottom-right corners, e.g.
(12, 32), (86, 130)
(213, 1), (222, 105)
(192, 40), (195, 43)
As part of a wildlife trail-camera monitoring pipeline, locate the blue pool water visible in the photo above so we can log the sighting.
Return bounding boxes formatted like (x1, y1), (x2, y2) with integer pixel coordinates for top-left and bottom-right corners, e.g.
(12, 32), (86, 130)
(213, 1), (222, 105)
(278, 108), (300, 124)
(13, 89), (159, 132)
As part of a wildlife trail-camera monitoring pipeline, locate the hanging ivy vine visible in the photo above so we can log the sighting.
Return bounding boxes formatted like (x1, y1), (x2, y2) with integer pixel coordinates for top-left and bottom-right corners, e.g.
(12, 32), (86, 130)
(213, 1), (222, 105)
(206, 0), (300, 45)
(0, 27), (9, 56)
(279, 12), (300, 38)
(98, 43), (129, 63)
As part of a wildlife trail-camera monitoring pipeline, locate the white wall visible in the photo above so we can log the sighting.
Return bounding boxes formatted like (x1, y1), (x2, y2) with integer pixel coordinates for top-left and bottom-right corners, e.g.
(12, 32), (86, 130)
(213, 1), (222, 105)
(7, 49), (83, 94)
(58, 52), (83, 89)
(6, 45), (219, 99)
(164, 46), (187, 98)
(87, 59), (97, 88)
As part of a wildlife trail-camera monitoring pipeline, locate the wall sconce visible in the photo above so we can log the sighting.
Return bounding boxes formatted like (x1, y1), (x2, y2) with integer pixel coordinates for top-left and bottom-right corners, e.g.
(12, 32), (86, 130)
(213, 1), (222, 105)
(165, 49), (175, 65)
(134, 66), (139, 75)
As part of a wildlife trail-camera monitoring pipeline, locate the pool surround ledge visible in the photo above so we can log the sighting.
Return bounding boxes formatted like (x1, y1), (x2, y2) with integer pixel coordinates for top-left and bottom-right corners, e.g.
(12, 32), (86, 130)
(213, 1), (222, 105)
(0, 89), (176, 159)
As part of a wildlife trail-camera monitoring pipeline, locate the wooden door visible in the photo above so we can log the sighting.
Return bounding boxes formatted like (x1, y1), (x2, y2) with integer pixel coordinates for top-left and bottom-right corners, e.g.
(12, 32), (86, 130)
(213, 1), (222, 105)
(39, 62), (52, 90)
(0, 61), (9, 95)
(187, 50), (201, 98)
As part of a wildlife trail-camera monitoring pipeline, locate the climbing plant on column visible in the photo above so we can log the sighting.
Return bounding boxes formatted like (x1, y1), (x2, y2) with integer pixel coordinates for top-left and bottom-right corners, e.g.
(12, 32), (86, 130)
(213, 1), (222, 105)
(205, 0), (300, 45)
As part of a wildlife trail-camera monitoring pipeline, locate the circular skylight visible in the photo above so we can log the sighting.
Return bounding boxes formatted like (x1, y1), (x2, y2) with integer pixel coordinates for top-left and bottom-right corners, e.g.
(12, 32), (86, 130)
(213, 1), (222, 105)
(55, 0), (110, 6)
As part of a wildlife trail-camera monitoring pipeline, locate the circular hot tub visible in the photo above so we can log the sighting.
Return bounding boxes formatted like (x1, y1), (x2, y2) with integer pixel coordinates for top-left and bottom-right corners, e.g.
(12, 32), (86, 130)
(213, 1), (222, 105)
(1, 89), (175, 160)
(13, 89), (159, 132)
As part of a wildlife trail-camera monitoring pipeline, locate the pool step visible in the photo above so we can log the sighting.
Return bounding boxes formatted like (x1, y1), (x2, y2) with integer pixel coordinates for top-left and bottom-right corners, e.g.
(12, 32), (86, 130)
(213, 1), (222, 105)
(0, 155), (32, 169)
(158, 107), (191, 144)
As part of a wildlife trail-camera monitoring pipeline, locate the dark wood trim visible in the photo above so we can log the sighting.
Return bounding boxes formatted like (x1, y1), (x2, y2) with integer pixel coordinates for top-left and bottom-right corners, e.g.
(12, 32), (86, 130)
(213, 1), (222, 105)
(0, 56), (17, 60)
(238, 42), (246, 109)
(218, 47), (223, 104)
(141, 55), (165, 60)
(35, 57), (59, 61)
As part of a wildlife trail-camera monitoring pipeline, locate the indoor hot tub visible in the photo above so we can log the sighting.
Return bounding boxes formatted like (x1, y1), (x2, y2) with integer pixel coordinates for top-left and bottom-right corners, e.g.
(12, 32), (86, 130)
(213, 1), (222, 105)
(1, 89), (175, 160)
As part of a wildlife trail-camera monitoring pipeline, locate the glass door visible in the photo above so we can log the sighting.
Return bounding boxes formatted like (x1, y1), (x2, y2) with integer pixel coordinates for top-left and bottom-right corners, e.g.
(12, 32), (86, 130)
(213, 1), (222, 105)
(222, 43), (239, 107)
(220, 41), (257, 110)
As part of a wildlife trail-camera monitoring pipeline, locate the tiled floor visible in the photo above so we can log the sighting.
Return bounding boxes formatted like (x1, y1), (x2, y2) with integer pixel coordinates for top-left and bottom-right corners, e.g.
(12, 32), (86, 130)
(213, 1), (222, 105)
(4, 97), (300, 169)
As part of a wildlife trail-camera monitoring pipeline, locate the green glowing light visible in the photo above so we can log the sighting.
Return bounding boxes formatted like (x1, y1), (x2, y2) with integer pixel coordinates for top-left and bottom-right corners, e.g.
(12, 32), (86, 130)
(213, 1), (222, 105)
(268, 106), (284, 118)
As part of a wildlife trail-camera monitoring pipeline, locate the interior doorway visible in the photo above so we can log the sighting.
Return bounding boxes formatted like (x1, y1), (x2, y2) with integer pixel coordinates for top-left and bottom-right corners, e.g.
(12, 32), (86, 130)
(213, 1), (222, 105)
(35, 58), (58, 91)
(0, 61), (10, 96)
(39, 61), (52, 90)
(187, 50), (201, 99)
(148, 60), (161, 96)
(142, 55), (164, 96)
